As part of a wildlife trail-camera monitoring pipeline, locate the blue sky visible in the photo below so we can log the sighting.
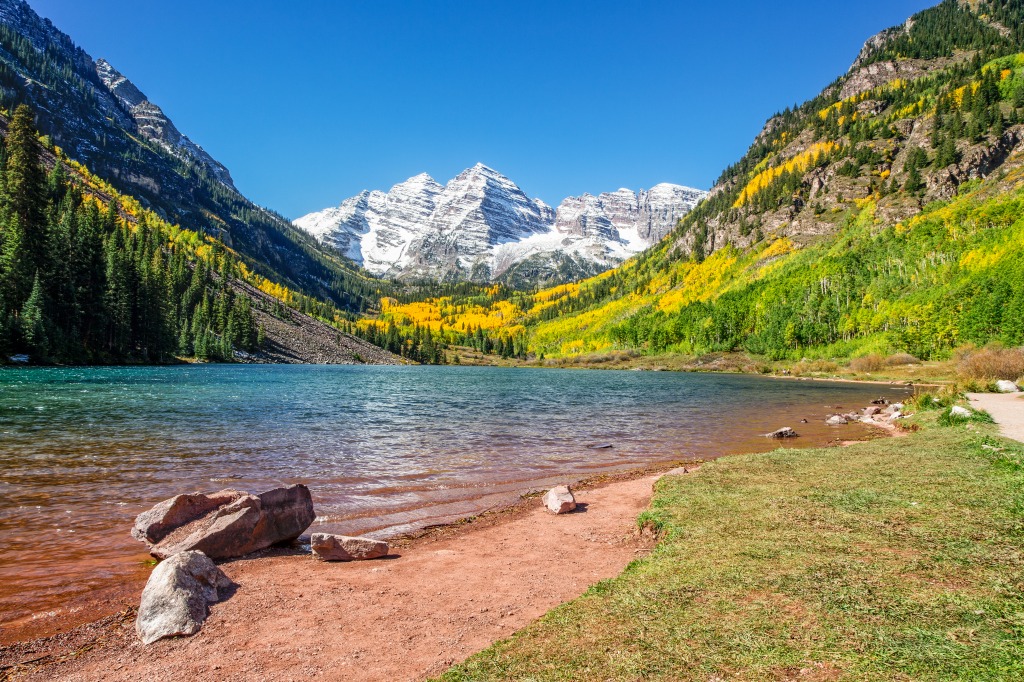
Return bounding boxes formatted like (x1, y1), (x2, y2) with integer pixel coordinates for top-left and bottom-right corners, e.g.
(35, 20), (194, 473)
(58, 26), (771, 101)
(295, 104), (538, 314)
(29, 0), (934, 218)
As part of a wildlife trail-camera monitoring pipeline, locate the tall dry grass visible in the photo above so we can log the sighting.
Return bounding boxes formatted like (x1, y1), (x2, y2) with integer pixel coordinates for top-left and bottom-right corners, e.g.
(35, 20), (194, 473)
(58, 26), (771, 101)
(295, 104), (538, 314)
(956, 344), (1024, 381)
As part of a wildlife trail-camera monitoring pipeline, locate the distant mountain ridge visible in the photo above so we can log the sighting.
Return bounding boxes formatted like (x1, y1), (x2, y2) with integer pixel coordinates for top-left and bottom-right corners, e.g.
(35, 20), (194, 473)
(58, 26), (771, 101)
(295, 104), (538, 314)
(295, 164), (706, 285)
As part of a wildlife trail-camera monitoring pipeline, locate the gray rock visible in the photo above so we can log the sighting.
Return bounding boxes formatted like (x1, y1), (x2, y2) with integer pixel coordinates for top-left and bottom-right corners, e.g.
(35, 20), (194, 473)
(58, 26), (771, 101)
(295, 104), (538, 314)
(996, 380), (1020, 393)
(950, 405), (973, 418)
(543, 485), (577, 514)
(136, 551), (231, 645)
(863, 406), (882, 416)
(826, 415), (849, 426)
(310, 533), (389, 561)
(134, 484), (315, 560)
(765, 427), (799, 439)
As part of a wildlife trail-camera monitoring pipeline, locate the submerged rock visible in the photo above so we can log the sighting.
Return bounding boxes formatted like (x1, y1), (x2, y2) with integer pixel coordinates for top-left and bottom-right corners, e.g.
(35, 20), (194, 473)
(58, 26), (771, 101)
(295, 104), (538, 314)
(765, 427), (799, 439)
(310, 533), (389, 561)
(133, 484), (315, 560)
(543, 485), (577, 514)
(136, 550), (232, 645)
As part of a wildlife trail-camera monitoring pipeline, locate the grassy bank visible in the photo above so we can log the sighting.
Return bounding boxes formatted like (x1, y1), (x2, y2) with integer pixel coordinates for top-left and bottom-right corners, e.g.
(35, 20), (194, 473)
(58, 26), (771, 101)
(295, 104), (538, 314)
(437, 411), (1024, 680)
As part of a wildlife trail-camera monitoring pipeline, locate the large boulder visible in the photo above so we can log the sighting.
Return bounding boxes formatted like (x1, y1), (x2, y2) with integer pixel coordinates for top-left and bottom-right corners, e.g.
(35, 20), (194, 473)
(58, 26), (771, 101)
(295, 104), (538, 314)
(825, 415), (849, 426)
(133, 484), (315, 560)
(310, 533), (389, 561)
(542, 485), (577, 514)
(996, 380), (1020, 393)
(136, 551), (232, 645)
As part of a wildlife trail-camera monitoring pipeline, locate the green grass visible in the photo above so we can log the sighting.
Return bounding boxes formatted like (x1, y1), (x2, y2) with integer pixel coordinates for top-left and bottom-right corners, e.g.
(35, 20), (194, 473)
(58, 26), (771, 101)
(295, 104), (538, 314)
(436, 414), (1024, 681)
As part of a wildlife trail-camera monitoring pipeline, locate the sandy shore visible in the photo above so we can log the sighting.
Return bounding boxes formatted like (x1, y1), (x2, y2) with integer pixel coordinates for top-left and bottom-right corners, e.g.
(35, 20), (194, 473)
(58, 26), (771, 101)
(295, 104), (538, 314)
(0, 472), (666, 681)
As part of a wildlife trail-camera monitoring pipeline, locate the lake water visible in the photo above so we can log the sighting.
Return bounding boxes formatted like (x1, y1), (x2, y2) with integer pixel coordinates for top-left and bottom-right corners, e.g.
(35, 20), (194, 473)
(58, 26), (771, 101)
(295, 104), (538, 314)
(0, 365), (908, 636)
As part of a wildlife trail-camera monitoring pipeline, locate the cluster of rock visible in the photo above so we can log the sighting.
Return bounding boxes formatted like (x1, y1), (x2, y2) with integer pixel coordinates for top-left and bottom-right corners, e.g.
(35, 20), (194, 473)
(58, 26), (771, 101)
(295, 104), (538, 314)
(824, 398), (905, 426)
(131, 483), (391, 645)
(132, 480), (580, 644)
(765, 398), (908, 439)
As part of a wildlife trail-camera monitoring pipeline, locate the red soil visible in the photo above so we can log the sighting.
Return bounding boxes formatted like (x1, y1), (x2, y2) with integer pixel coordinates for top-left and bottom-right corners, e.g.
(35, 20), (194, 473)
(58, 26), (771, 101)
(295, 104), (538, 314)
(1, 474), (661, 682)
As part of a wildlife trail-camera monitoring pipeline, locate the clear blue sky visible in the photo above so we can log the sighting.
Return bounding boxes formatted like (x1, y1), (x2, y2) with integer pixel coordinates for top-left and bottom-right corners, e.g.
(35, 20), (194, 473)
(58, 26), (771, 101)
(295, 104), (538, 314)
(29, 0), (934, 218)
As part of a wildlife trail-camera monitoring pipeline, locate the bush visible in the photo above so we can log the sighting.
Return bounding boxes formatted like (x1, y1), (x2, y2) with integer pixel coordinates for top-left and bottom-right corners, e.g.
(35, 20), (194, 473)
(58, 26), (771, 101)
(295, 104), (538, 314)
(791, 359), (840, 376)
(907, 389), (958, 411)
(850, 353), (885, 372)
(957, 344), (1024, 381)
(885, 353), (921, 366)
(938, 406), (995, 426)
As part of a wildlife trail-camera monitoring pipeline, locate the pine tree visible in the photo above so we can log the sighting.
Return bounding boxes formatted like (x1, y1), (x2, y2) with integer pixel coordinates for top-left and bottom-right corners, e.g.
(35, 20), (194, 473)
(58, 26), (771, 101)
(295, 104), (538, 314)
(4, 105), (47, 277)
(20, 271), (47, 356)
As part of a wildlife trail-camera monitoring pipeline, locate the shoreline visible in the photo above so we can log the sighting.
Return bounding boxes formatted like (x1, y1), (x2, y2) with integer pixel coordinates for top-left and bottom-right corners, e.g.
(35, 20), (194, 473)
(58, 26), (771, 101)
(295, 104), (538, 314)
(0, 369), (909, 646)
(0, 406), (900, 680)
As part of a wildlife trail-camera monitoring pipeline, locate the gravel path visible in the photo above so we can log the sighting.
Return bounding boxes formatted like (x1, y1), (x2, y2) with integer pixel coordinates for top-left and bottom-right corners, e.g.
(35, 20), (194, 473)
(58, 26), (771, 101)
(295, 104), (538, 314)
(968, 392), (1024, 443)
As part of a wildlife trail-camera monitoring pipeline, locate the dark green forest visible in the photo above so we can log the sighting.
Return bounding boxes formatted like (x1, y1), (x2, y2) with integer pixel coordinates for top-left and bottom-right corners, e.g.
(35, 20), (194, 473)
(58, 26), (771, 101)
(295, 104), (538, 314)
(0, 105), (262, 363)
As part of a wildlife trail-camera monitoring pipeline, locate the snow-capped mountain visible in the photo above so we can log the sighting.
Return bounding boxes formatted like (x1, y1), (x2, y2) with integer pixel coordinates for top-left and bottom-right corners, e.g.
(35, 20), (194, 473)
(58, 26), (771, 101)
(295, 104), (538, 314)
(295, 164), (706, 284)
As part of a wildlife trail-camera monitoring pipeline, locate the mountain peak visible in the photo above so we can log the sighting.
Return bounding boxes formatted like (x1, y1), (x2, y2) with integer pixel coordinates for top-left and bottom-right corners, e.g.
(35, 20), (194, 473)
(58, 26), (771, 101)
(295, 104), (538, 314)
(295, 169), (706, 284)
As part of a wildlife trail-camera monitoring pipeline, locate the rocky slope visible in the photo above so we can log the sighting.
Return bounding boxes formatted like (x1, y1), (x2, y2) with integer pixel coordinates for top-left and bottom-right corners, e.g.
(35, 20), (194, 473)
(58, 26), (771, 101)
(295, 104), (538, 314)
(0, 0), (377, 311)
(295, 164), (705, 285)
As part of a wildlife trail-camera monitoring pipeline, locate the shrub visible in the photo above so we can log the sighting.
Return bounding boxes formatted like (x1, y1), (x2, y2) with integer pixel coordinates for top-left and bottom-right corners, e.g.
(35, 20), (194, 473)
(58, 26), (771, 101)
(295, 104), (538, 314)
(792, 359), (839, 375)
(850, 353), (885, 372)
(957, 344), (1024, 381)
(938, 406), (995, 426)
(884, 353), (921, 366)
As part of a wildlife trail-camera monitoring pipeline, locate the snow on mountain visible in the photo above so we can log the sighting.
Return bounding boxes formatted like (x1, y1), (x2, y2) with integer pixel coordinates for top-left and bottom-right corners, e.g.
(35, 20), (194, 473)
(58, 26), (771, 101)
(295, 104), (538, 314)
(294, 164), (706, 284)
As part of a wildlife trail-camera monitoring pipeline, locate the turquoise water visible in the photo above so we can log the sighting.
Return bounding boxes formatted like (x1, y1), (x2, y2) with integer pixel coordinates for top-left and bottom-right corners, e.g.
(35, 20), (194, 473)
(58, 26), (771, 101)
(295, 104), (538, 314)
(0, 365), (906, 629)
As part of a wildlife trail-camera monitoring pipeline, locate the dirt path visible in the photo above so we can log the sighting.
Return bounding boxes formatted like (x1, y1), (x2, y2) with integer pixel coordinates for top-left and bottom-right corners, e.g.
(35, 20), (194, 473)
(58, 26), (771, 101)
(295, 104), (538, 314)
(2, 475), (660, 682)
(968, 392), (1024, 443)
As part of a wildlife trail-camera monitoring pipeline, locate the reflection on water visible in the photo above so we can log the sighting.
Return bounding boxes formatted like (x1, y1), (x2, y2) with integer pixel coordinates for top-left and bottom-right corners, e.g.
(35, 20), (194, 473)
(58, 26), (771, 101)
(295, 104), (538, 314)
(0, 365), (907, 628)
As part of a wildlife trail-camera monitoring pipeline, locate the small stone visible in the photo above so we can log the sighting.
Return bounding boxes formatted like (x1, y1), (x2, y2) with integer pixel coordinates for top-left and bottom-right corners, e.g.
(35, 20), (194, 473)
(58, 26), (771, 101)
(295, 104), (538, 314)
(542, 485), (577, 514)
(136, 550), (232, 645)
(995, 380), (1020, 393)
(950, 405), (973, 418)
(765, 427), (798, 439)
(826, 415), (849, 426)
(310, 533), (389, 561)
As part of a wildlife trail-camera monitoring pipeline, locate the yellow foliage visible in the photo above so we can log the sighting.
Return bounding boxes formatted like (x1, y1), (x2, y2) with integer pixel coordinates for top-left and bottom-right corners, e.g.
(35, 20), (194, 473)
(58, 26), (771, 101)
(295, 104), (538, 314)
(733, 142), (838, 208)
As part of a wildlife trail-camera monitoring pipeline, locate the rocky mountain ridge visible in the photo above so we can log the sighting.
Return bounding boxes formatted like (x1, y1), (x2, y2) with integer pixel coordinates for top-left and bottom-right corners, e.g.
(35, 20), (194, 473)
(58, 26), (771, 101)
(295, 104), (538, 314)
(0, 0), (377, 311)
(295, 164), (705, 285)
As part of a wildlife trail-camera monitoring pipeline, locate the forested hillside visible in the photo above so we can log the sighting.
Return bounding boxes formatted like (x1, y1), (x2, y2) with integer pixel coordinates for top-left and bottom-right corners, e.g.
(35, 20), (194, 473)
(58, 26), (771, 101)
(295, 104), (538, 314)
(366, 0), (1024, 365)
(0, 0), (386, 313)
(0, 104), (395, 364)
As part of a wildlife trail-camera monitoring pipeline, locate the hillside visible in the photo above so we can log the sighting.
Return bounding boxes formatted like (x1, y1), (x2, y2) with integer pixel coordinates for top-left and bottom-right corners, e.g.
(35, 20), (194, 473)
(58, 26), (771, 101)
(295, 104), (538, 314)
(370, 0), (1024, 366)
(0, 0), (383, 312)
(0, 103), (400, 365)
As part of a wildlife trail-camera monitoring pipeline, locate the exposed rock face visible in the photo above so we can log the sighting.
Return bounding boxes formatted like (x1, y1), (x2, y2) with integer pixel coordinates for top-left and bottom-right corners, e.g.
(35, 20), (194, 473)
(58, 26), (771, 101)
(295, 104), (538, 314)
(295, 164), (705, 284)
(136, 551), (232, 645)
(133, 485), (315, 560)
(310, 534), (389, 561)
(94, 59), (235, 190)
(542, 485), (577, 514)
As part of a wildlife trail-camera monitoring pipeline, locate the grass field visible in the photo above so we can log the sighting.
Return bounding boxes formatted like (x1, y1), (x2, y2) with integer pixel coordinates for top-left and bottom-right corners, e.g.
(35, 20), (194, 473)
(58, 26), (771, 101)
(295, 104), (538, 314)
(437, 410), (1024, 681)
